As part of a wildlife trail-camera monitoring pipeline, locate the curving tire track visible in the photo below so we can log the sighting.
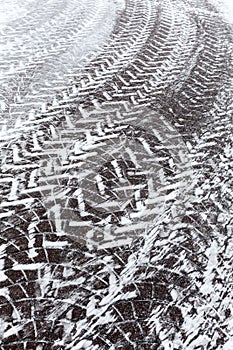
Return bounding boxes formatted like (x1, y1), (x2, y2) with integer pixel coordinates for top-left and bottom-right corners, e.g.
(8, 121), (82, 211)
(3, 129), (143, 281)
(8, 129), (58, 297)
(0, 0), (233, 349)
(0, 0), (119, 124)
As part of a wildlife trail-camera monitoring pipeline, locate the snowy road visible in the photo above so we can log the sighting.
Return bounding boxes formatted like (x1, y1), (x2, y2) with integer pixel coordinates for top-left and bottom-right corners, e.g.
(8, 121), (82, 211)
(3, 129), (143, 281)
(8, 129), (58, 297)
(0, 0), (232, 349)
(0, 0), (121, 125)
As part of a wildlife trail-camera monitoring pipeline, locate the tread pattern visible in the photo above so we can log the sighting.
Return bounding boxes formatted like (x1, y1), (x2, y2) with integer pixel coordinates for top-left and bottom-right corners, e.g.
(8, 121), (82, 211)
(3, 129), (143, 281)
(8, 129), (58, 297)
(0, 0), (233, 349)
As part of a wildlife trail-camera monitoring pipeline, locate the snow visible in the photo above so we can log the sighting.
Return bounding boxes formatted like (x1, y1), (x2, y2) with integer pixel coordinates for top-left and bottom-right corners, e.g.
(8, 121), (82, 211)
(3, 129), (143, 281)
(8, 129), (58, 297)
(212, 0), (233, 22)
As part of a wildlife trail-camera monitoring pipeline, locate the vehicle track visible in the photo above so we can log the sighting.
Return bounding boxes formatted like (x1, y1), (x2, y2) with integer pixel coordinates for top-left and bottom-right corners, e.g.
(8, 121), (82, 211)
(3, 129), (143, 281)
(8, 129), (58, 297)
(0, 0), (232, 349)
(0, 0), (119, 124)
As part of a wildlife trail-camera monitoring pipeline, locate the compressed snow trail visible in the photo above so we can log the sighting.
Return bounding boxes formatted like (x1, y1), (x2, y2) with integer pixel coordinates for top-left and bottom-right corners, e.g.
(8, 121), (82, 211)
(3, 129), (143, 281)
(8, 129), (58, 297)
(0, 0), (122, 125)
(0, 0), (232, 349)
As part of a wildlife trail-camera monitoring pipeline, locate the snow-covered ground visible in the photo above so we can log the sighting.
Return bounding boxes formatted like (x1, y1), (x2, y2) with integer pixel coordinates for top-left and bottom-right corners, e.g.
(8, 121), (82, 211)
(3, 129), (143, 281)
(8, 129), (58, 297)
(0, 0), (121, 127)
(0, 0), (232, 349)
(222, 0), (233, 16)
(212, 0), (233, 22)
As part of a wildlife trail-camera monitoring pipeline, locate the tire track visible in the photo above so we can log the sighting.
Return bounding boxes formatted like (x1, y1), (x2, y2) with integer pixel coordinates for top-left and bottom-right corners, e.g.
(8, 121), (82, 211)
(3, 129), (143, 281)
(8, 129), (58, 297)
(0, 0), (232, 349)
(0, 0), (120, 124)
